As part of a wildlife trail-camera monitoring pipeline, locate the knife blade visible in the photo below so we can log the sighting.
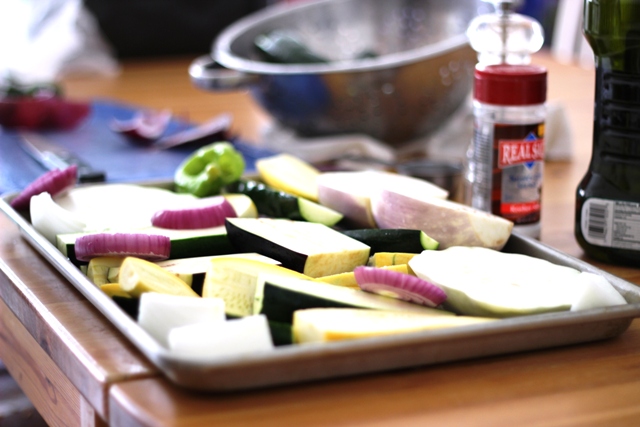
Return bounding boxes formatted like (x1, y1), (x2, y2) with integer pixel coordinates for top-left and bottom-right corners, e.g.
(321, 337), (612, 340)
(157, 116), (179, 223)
(19, 132), (106, 183)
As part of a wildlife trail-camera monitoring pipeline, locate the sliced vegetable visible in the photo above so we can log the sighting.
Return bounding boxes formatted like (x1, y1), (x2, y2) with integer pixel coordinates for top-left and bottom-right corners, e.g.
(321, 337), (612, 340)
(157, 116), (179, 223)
(107, 267), (122, 284)
(253, 29), (376, 64)
(368, 252), (417, 267)
(316, 170), (449, 228)
(55, 183), (201, 230)
(168, 314), (274, 360)
(254, 275), (453, 324)
(107, 266), (193, 288)
(153, 253), (280, 295)
(174, 142), (245, 197)
(154, 113), (232, 150)
(371, 187), (513, 250)
(340, 229), (438, 254)
(256, 153), (320, 201)
(113, 295), (141, 319)
(254, 30), (328, 64)
(99, 284), (139, 318)
(99, 283), (132, 298)
(224, 194), (258, 218)
(29, 192), (86, 244)
(224, 179), (343, 226)
(268, 320), (293, 346)
(0, 96), (90, 130)
(297, 197), (344, 226)
(156, 253), (280, 273)
(317, 264), (410, 288)
(87, 256), (125, 286)
(58, 226), (233, 265)
(570, 272), (628, 311)
(202, 257), (312, 317)
(225, 217), (370, 277)
(354, 266), (447, 307)
(53, 184), (251, 231)
(293, 308), (495, 343)
(138, 292), (226, 347)
(110, 109), (172, 144)
(10, 165), (77, 210)
(154, 226), (232, 260)
(408, 246), (627, 317)
(74, 233), (171, 262)
(118, 257), (199, 298)
(151, 195), (237, 229)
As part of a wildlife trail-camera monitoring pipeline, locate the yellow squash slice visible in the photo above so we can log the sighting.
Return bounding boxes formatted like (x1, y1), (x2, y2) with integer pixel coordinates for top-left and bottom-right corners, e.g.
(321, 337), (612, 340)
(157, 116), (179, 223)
(202, 257), (314, 317)
(256, 153), (320, 201)
(293, 308), (494, 343)
(118, 257), (199, 298)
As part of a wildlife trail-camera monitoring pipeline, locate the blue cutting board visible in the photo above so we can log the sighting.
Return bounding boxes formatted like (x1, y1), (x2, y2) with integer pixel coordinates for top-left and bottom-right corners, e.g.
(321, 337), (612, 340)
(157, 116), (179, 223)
(0, 99), (274, 195)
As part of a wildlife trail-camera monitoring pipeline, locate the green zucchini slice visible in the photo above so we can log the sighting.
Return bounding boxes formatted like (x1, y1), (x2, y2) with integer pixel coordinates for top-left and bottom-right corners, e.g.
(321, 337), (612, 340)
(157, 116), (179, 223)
(224, 179), (343, 226)
(340, 229), (439, 254)
(58, 226), (234, 265)
(254, 274), (454, 324)
(225, 217), (370, 277)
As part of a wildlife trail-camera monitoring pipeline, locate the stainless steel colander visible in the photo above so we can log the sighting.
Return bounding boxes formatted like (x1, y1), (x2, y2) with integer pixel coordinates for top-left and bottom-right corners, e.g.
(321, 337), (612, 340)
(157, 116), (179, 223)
(190, 0), (485, 146)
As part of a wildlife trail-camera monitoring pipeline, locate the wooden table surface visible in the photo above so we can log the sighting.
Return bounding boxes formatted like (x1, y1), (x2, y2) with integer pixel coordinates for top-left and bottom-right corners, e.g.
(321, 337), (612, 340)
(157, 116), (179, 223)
(1, 51), (640, 427)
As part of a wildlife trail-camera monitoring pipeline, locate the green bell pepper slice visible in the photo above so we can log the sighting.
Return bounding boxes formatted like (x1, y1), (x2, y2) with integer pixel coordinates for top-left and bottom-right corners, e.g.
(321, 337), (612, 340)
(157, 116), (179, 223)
(174, 142), (245, 197)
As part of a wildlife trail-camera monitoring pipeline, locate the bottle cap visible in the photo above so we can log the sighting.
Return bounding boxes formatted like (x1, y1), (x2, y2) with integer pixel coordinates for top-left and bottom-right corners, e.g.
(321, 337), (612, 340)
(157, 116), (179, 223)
(466, 0), (544, 65)
(474, 64), (547, 105)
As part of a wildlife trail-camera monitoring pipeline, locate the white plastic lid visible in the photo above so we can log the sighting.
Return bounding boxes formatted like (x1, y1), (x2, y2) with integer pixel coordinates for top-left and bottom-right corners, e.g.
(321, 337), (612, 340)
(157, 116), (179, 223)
(466, 0), (544, 65)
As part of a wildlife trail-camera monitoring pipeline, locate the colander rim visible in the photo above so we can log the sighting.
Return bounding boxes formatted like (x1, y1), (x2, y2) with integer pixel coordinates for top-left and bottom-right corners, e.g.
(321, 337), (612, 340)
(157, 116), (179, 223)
(212, 0), (476, 75)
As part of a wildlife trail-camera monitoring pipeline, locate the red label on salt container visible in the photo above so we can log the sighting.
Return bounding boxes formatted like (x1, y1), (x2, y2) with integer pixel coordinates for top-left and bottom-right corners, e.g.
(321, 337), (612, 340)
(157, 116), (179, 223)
(491, 124), (545, 225)
(498, 138), (545, 167)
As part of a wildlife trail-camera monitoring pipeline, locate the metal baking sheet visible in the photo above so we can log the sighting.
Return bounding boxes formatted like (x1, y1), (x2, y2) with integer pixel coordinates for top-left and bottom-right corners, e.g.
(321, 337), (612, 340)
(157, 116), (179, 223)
(2, 182), (640, 392)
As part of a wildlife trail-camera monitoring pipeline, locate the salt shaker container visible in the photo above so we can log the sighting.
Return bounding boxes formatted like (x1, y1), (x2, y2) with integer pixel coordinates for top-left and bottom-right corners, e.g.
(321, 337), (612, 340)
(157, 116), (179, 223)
(465, 64), (547, 239)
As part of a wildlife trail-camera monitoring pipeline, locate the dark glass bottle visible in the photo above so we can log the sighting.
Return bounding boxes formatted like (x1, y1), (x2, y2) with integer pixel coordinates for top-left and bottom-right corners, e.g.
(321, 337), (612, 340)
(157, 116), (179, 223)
(575, 0), (640, 265)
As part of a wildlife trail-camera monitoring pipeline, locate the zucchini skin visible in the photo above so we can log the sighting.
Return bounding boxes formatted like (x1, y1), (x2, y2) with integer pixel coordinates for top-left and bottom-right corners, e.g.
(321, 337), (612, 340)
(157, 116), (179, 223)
(340, 229), (426, 254)
(113, 296), (139, 319)
(268, 321), (293, 346)
(224, 179), (303, 220)
(60, 229), (236, 266)
(168, 234), (236, 259)
(260, 281), (353, 323)
(224, 218), (308, 274)
(190, 273), (205, 296)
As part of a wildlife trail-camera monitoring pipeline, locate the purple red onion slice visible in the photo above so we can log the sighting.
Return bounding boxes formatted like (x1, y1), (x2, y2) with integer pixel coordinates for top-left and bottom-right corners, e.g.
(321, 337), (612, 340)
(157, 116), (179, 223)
(111, 109), (172, 144)
(151, 196), (237, 230)
(74, 233), (171, 262)
(354, 266), (447, 307)
(10, 165), (78, 210)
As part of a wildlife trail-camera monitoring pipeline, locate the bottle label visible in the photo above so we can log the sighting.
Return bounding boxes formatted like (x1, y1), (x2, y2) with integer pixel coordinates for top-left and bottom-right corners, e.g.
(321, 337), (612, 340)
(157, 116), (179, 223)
(492, 123), (545, 225)
(581, 198), (640, 250)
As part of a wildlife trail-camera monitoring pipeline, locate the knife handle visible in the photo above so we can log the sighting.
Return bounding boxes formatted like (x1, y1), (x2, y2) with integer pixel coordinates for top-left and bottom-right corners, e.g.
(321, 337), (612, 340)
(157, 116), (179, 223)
(76, 166), (106, 183)
(63, 155), (105, 183)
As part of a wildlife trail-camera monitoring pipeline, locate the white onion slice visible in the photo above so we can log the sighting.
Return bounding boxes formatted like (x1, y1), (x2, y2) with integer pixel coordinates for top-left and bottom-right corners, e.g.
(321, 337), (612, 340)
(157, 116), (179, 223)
(316, 170), (448, 228)
(30, 192), (86, 244)
(168, 314), (274, 361)
(354, 266), (447, 307)
(56, 184), (199, 231)
(74, 233), (171, 262)
(371, 187), (513, 251)
(151, 195), (237, 229)
(10, 165), (77, 210)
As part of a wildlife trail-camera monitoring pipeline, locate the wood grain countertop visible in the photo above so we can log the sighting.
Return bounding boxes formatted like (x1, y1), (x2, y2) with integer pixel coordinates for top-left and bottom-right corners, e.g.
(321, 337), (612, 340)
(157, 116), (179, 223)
(1, 51), (639, 427)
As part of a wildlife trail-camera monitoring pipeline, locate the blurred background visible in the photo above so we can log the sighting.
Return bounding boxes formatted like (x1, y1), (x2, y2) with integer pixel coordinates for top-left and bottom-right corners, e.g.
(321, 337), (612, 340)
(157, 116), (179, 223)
(0, 0), (565, 84)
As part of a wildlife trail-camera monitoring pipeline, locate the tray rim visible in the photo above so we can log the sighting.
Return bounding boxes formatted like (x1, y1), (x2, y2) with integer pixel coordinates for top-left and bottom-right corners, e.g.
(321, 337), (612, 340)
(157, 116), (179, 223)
(2, 181), (640, 391)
